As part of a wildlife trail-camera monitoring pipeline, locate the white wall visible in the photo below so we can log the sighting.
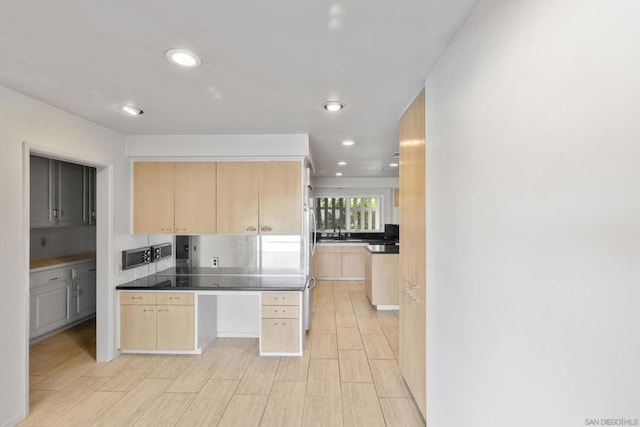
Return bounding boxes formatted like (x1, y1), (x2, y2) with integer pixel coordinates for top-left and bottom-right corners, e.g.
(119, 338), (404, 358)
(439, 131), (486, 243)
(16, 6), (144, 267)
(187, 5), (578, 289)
(0, 84), (148, 426)
(125, 134), (309, 158)
(425, 1), (640, 426)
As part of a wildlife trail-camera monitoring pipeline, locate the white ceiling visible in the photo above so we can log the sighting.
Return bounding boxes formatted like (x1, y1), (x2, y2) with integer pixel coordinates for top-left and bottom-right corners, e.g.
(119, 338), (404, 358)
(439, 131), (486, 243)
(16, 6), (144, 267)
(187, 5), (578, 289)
(0, 0), (478, 177)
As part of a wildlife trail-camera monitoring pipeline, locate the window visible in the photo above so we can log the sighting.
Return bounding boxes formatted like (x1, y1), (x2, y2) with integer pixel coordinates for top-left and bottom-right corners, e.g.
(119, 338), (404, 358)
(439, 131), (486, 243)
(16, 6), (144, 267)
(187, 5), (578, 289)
(314, 196), (382, 231)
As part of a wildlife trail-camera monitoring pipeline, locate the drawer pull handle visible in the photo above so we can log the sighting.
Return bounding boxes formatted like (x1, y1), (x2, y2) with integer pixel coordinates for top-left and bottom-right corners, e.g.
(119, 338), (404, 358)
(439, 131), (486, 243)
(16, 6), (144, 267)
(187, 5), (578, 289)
(49, 277), (58, 281)
(169, 297), (180, 300)
(274, 322), (286, 326)
(131, 296), (143, 300)
(143, 309), (155, 313)
(88, 269), (96, 272)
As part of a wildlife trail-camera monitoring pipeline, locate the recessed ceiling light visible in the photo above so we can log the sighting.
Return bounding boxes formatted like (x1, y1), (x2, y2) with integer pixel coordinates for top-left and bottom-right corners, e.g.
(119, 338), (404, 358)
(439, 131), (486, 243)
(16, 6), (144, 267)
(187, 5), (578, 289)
(322, 100), (346, 112)
(335, 172), (343, 177)
(165, 49), (202, 68)
(389, 162), (399, 167)
(342, 140), (355, 146)
(337, 161), (347, 166)
(121, 105), (143, 116)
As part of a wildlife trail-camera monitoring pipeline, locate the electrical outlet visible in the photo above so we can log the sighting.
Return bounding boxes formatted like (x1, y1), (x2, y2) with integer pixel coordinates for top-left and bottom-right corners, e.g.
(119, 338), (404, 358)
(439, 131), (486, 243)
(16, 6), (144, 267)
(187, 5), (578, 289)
(211, 257), (219, 268)
(40, 237), (47, 247)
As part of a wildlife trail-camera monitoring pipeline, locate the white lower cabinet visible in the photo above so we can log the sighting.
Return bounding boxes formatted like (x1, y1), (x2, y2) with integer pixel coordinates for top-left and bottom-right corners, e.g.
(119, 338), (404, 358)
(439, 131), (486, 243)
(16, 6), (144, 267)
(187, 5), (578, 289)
(29, 259), (96, 341)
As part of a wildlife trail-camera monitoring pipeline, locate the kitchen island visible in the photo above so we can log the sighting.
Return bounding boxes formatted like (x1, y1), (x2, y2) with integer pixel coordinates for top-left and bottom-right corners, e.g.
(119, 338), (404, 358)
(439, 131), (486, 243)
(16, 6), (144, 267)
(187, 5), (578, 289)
(116, 267), (308, 357)
(364, 244), (400, 310)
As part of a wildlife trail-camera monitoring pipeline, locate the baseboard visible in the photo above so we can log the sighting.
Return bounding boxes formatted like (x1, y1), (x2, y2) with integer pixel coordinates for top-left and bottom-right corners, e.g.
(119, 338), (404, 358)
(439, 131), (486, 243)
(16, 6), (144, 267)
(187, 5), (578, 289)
(2, 411), (26, 427)
(216, 332), (260, 338)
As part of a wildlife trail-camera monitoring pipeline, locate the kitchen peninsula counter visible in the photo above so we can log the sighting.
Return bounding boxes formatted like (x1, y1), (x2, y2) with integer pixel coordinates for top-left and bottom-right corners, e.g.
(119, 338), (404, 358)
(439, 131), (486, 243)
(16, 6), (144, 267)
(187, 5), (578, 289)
(117, 267), (307, 357)
(116, 269), (307, 291)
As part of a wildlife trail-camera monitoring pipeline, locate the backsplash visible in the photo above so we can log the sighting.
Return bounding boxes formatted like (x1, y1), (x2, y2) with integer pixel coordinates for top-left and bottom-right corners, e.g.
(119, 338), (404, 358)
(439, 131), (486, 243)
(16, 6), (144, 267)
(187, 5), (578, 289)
(30, 225), (96, 260)
(188, 235), (303, 271)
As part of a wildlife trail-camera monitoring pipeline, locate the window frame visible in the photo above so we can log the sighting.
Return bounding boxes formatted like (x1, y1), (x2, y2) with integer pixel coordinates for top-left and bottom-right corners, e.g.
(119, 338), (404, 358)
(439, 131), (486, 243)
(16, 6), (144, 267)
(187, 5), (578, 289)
(313, 191), (385, 232)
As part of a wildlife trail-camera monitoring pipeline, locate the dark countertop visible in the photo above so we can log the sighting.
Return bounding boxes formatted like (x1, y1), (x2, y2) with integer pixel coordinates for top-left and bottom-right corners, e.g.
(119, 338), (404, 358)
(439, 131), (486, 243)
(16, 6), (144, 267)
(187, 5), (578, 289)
(157, 267), (305, 277)
(366, 244), (400, 254)
(116, 267), (307, 291)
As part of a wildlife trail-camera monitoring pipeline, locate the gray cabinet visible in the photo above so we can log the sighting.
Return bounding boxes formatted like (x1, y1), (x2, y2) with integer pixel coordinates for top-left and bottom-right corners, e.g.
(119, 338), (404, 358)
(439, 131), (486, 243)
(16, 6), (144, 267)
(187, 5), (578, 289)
(57, 161), (87, 227)
(30, 155), (54, 227)
(30, 281), (71, 337)
(30, 155), (94, 228)
(30, 260), (96, 340)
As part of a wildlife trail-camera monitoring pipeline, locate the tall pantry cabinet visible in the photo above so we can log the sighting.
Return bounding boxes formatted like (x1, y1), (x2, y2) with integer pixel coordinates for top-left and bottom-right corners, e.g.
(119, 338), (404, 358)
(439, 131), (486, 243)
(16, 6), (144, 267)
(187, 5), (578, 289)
(399, 89), (426, 419)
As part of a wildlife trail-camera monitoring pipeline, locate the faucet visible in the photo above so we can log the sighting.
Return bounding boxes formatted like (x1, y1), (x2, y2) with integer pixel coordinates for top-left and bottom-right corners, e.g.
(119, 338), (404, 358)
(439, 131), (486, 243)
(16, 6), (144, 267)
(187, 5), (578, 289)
(333, 223), (342, 240)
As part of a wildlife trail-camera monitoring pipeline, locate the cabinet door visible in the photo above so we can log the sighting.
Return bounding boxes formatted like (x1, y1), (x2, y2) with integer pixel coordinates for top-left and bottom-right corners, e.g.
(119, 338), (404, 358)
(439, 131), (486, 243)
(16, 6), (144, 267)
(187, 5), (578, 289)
(32, 282), (70, 338)
(133, 162), (175, 234)
(57, 161), (88, 226)
(258, 161), (302, 235)
(30, 155), (54, 228)
(74, 277), (96, 319)
(156, 306), (194, 350)
(174, 162), (216, 234)
(399, 90), (426, 299)
(399, 290), (426, 417)
(87, 167), (97, 225)
(217, 162), (259, 234)
(364, 251), (373, 303)
(341, 253), (365, 278)
(261, 318), (299, 353)
(120, 305), (157, 350)
(314, 252), (341, 278)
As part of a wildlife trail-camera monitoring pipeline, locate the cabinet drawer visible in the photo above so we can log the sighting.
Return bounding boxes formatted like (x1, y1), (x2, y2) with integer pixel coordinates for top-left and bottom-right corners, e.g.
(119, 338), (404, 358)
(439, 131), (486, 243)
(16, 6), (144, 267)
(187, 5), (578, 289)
(157, 293), (194, 306)
(262, 305), (299, 319)
(30, 266), (73, 288)
(120, 292), (156, 305)
(262, 293), (298, 306)
(261, 318), (299, 353)
(73, 261), (96, 280)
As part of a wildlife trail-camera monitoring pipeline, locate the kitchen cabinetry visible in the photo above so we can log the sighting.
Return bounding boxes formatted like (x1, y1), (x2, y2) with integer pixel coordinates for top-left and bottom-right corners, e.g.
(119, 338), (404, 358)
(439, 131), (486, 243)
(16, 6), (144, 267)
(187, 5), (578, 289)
(133, 162), (217, 234)
(29, 259), (97, 340)
(217, 161), (302, 235)
(260, 293), (301, 354)
(216, 162), (260, 234)
(133, 162), (175, 233)
(30, 155), (92, 228)
(364, 251), (399, 308)
(399, 89), (426, 418)
(314, 244), (366, 279)
(87, 167), (97, 225)
(120, 292), (195, 352)
(258, 161), (302, 234)
(174, 162), (217, 234)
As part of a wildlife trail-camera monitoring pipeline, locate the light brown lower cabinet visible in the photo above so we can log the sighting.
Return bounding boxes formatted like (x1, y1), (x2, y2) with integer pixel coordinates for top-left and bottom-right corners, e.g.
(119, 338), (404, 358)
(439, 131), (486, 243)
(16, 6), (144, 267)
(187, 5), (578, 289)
(314, 244), (366, 279)
(399, 288), (426, 418)
(120, 292), (194, 352)
(260, 292), (300, 354)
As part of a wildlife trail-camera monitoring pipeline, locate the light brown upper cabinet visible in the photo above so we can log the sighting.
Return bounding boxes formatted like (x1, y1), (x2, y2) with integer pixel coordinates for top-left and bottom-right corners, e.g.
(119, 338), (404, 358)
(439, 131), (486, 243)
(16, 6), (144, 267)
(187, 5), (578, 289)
(133, 162), (175, 234)
(174, 162), (216, 234)
(133, 162), (217, 234)
(217, 161), (302, 235)
(217, 162), (260, 234)
(258, 161), (302, 235)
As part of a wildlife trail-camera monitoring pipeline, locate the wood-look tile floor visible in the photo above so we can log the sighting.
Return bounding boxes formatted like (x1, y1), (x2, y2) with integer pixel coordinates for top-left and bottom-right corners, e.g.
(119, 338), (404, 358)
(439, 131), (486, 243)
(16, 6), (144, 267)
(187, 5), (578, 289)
(22, 281), (424, 426)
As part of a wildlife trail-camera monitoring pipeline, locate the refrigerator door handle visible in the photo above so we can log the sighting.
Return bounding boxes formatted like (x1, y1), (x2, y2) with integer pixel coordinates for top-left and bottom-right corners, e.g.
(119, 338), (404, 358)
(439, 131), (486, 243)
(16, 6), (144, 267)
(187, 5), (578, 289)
(311, 210), (317, 256)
